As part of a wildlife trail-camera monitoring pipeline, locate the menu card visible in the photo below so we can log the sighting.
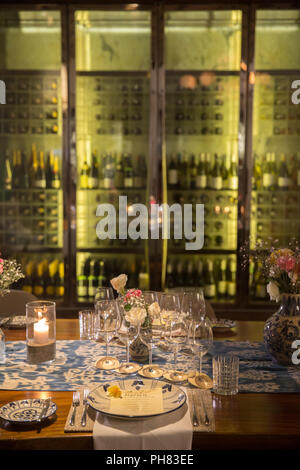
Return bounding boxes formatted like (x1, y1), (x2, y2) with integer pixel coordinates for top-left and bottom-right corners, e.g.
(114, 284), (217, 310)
(109, 388), (164, 416)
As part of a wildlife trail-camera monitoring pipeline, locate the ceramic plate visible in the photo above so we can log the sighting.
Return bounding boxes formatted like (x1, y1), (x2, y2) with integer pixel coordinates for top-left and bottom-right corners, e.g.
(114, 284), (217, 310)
(87, 378), (186, 419)
(0, 398), (56, 424)
(212, 318), (236, 331)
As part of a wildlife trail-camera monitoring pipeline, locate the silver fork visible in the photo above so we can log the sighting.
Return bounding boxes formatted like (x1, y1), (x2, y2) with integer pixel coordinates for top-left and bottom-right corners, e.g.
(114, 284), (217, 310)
(81, 388), (90, 427)
(69, 391), (80, 426)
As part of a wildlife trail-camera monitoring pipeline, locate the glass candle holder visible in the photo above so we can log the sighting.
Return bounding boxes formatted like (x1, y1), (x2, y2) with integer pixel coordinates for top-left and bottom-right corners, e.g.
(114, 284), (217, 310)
(26, 301), (56, 364)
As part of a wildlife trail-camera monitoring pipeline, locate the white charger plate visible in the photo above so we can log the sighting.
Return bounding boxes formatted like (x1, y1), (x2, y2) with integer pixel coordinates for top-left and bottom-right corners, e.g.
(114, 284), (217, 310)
(87, 378), (186, 420)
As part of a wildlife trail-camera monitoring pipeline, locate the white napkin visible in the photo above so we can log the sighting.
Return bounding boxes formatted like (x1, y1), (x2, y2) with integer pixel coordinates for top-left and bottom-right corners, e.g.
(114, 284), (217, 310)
(93, 387), (192, 450)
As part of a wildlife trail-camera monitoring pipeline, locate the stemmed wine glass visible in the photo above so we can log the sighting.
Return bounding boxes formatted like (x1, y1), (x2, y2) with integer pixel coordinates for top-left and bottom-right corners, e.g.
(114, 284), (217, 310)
(181, 289), (206, 354)
(191, 316), (213, 389)
(95, 299), (121, 370)
(159, 292), (181, 347)
(95, 287), (114, 302)
(166, 316), (188, 382)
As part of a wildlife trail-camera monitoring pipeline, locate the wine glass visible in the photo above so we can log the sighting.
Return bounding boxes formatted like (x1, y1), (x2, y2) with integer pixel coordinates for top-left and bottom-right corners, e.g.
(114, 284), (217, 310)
(95, 287), (114, 302)
(159, 292), (181, 344)
(181, 289), (206, 354)
(166, 316), (188, 382)
(95, 299), (121, 370)
(191, 316), (213, 389)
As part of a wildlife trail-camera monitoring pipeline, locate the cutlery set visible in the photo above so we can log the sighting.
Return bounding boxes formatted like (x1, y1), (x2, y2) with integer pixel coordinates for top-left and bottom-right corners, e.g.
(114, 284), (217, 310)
(69, 389), (90, 427)
(191, 390), (210, 428)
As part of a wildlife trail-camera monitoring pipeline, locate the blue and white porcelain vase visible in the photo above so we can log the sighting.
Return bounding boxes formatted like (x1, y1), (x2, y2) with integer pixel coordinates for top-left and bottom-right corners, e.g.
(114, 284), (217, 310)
(264, 293), (300, 366)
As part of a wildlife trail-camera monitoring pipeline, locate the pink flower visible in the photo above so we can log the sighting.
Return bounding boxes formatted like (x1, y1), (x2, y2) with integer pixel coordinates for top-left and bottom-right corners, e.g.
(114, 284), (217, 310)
(0, 259), (3, 274)
(125, 289), (142, 300)
(277, 255), (296, 272)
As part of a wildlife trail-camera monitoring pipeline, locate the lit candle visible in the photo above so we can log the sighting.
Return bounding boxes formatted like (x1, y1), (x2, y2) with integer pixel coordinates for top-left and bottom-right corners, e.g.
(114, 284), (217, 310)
(34, 313), (49, 345)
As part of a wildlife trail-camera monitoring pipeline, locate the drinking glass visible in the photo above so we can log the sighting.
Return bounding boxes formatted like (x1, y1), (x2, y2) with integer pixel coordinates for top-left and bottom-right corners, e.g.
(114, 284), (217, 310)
(213, 355), (239, 395)
(95, 300), (120, 369)
(160, 292), (180, 329)
(166, 316), (188, 381)
(181, 289), (206, 353)
(192, 316), (213, 388)
(95, 287), (114, 302)
(79, 310), (95, 340)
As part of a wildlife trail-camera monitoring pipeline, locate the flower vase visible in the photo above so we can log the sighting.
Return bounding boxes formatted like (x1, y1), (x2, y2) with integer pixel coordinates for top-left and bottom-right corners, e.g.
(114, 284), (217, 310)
(263, 293), (300, 366)
(129, 326), (150, 364)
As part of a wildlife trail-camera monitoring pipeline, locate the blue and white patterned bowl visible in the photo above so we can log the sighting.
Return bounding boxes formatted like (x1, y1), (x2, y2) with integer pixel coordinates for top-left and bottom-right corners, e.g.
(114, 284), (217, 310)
(0, 398), (56, 424)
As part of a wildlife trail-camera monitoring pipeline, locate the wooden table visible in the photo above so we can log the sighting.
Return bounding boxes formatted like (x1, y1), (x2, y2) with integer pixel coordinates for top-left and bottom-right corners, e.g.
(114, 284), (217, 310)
(0, 320), (299, 450)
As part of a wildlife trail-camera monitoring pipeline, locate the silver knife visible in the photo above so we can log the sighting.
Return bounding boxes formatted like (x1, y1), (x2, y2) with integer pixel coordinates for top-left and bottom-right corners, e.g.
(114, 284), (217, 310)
(37, 398), (51, 422)
(200, 393), (210, 426)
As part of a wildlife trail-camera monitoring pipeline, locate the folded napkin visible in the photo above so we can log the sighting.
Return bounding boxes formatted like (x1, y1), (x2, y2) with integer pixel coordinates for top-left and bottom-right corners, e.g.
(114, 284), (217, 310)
(93, 388), (214, 450)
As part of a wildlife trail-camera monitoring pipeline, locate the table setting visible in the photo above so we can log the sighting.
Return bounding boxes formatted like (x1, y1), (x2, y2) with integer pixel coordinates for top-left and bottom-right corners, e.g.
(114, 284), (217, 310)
(1, 269), (300, 450)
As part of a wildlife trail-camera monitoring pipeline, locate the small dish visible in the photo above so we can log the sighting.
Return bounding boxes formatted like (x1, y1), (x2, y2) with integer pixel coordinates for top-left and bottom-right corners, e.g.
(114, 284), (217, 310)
(0, 398), (56, 424)
(211, 318), (236, 332)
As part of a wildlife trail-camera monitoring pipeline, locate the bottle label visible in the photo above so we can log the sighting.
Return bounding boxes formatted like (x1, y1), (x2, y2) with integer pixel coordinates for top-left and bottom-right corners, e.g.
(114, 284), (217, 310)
(218, 281), (227, 294)
(80, 176), (89, 189)
(77, 286), (87, 297)
(124, 178), (133, 188)
(103, 178), (113, 189)
(196, 175), (207, 189)
(227, 282), (236, 297)
(168, 169), (178, 185)
(51, 180), (61, 189)
(204, 285), (216, 297)
(228, 176), (238, 190)
(33, 286), (44, 296)
(88, 177), (99, 189)
(263, 174), (272, 188)
(278, 177), (290, 188)
(210, 176), (223, 190)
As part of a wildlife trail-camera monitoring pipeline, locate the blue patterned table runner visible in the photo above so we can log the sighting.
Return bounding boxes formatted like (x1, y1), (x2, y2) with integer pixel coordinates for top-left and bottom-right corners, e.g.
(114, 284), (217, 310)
(0, 340), (299, 393)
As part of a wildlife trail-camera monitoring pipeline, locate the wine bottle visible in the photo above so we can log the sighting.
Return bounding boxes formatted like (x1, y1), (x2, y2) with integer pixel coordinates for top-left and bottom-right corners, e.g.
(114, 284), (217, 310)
(51, 156), (61, 189)
(88, 152), (99, 189)
(252, 155), (262, 190)
(186, 260), (195, 287)
(19, 151), (29, 189)
(262, 153), (272, 190)
(189, 154), (197, 189)
(35, 151), (47, 189)
(217, 259), (227, 300)
(181, 153), (190, 189)
(254, 261), (267, 300)
(22, 262), (34, 294)
(29, 144), (38, 188)
(124, 154), (134, 188)
(77, 259), (89, 302)
(138, 260), (149, 290)
(80, 159), (90, 189)
(45, 261), (56, 298)
(270, 153), (277, 190)
(98, 259), (107, 288)
(210, 154), (223, 190)
(11, 151), (21, 189)
(196, 153), (207, 189)
(278, 153), (291, 190)
(165, 262), (175, 289)
(221, 154), (229, 189)
(115, 154), (124, 189)
(88, 259), (99, 300)
(103, 153), (115, 189)
(168, 153), (179, 188)
(227, 259), (237, 300)
(204, 259), (216, 300)
(4, 151), (12, 190)
(196, 259), (204, 288)
(228, 154), (239, 190)
(33, 262), (45, 298)
(176, 261), (184, 287)
(55, 262), (64, 298)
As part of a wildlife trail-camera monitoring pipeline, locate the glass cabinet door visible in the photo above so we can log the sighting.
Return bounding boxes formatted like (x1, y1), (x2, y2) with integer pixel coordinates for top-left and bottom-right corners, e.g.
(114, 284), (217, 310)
(74, 10), (152, 303)
(250, 10), (300, 302)
(0, 9), (65, 302)
(163, 10), (242, 305)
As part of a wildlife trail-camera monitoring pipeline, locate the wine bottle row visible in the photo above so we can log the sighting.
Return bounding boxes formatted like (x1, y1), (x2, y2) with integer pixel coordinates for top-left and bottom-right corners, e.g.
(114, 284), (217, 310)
(79, 152), (147, 190)
(252, 152), (300, 191)
(1, 145), (61, 191)
(165, 256), (237, 302)
(17, 258), (65, 300)
(77, 256), (149, 302)
(168, 152), (238, 191)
